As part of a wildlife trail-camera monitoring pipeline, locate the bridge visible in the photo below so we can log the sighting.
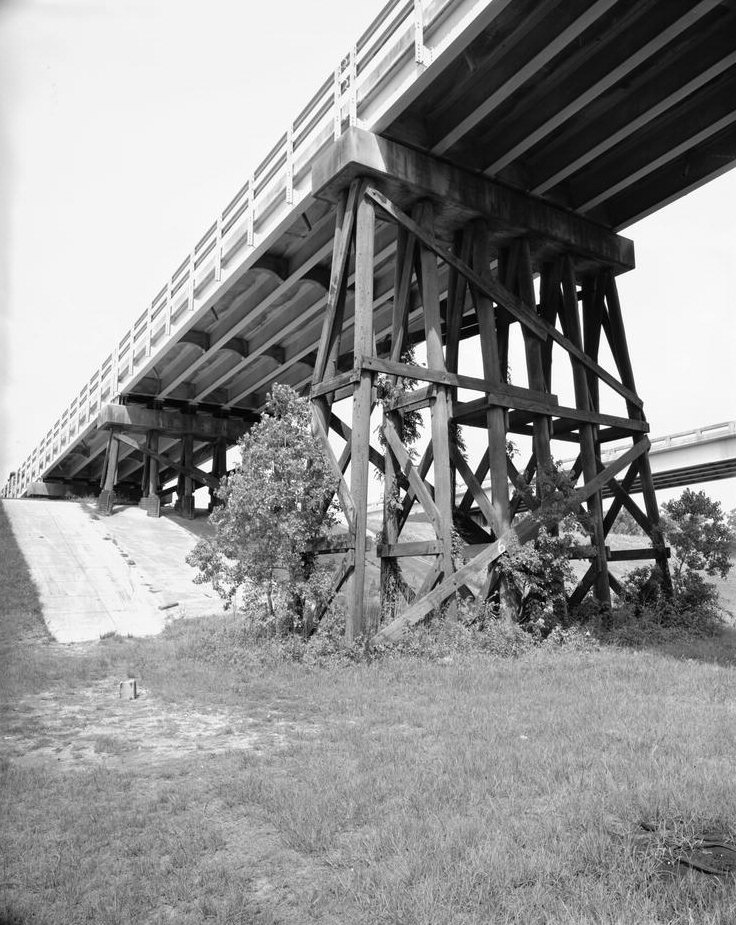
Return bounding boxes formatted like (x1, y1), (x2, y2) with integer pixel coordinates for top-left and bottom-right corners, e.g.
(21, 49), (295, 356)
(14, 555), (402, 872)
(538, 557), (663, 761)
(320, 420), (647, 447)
(4, 0), (736, 641)
(596, 421), (736, 495)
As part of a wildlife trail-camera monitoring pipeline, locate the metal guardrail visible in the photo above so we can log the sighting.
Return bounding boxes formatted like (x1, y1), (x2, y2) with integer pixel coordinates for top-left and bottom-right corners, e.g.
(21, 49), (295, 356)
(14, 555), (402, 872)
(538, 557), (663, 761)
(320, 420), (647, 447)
(4, 0), (486, 499)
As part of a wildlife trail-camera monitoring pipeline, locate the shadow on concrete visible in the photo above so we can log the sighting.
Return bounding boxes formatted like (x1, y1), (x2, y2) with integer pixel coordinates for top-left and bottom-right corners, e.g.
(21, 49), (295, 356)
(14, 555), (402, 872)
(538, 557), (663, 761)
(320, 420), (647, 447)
(0, 501), (48, 647)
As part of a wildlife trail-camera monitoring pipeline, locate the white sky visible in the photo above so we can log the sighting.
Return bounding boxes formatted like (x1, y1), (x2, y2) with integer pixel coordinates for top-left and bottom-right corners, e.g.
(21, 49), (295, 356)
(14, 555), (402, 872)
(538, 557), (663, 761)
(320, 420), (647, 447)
(1, 0), (735, 507)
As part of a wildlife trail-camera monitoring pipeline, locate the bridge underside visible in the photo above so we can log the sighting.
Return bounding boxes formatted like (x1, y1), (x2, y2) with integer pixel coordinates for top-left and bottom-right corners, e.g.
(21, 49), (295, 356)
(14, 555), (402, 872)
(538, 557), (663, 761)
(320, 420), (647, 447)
(382, 0), (736, 231)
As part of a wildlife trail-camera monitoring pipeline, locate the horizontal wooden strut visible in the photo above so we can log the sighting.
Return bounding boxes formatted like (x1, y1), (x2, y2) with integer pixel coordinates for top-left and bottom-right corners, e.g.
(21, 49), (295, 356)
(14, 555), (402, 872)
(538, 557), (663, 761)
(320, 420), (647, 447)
(113, 432), (219, 490)
(355, 356), (646, 434)
(360, 356), (555, 404)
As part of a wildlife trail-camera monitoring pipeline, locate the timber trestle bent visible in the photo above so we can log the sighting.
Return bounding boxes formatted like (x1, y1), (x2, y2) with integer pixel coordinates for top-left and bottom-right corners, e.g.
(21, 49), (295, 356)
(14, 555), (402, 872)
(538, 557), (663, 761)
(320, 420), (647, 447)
(96, 404), (253, 519)
(309, 130), (670, 644)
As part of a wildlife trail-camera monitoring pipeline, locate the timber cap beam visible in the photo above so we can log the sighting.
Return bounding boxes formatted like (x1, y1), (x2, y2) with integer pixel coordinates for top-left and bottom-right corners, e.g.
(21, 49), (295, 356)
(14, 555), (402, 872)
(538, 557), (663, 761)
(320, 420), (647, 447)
(312, 128), (635, 274)
(97, 403), (252, 441)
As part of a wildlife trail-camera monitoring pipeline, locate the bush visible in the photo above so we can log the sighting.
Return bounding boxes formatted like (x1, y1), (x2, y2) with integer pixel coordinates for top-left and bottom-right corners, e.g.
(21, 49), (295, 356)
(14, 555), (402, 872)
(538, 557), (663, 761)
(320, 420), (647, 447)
(186, 384), (338, 636)
(661, 488), (734, 582)
(600, 564), (726, 647)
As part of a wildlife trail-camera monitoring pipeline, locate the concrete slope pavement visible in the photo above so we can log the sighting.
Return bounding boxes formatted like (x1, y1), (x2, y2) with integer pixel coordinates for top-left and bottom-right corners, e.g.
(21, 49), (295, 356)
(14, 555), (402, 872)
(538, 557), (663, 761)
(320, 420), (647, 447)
(3, 500), (225, 643)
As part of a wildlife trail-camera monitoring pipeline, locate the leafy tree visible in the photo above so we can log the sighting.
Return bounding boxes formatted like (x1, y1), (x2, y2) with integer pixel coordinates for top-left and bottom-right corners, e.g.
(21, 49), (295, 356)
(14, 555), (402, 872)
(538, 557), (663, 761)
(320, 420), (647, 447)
(660, 488), (734, 582)
(187, 384), (338, 635)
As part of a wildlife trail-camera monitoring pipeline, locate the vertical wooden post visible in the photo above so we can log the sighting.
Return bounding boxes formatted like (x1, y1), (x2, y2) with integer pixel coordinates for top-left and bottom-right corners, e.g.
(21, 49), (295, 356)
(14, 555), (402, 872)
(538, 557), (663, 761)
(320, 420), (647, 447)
(99, 430), (114, 490)
(347, 192), (375, 643)
(140, 446), (151, 497)
(516, 239), (553, 499)
(582, 272), (605, 412)
(539, 260), (561, 391)
(419, 201), (456, 617)
(180, 427), (195, 520)
(209, 436), (227, 512)
(560, 256), (610, 607)
(139, 430), (161, 518)
(604, 271), (672, 593)
(381, 226), (408, 624)
(472, 220), (514, 618)
(445, 229), (470, 504)
(174, 471), (185, 512)
(97, 430), (120, 515)
(311, 183), (355, 519)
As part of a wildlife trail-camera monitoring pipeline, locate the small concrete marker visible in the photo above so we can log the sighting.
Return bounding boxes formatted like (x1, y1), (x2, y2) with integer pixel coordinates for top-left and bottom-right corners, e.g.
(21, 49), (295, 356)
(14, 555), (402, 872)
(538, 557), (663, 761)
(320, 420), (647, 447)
(119, 679), (137, 700)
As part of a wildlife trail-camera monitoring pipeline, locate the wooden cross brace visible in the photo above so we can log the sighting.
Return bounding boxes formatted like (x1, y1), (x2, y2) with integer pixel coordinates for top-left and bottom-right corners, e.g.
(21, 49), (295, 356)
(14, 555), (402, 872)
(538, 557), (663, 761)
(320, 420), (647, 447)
(113, 432), (219, 491)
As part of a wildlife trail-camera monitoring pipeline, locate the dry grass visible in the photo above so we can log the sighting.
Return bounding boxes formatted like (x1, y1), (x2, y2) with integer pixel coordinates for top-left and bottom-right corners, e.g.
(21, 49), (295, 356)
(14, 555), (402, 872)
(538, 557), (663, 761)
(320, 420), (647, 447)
(2, 503), (736, 923)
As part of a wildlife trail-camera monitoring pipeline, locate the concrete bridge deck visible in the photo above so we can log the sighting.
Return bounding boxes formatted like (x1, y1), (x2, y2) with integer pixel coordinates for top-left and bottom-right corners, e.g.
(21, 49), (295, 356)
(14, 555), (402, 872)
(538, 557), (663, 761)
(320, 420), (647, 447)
(3, 0), (736, 501)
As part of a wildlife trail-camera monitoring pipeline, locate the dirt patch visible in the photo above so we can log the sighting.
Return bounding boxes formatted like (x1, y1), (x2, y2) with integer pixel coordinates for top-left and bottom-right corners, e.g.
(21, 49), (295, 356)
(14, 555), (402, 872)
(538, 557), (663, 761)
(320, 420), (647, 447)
(1, 679), (321, 772)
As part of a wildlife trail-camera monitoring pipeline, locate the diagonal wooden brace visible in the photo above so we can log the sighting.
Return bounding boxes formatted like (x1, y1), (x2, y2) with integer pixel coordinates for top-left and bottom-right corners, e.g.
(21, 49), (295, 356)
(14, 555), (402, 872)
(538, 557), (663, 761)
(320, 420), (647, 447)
(372, 438), (650, 644)
(312, 412), (356, 533)
(364, 185), (643, 410)
(382, 419), (443, 540)
(114, 432), (219, 490)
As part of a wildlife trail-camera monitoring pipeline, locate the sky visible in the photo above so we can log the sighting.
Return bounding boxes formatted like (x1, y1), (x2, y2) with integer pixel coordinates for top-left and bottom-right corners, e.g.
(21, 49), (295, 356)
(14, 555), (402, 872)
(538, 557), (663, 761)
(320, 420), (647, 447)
(1, 0), (735, 508)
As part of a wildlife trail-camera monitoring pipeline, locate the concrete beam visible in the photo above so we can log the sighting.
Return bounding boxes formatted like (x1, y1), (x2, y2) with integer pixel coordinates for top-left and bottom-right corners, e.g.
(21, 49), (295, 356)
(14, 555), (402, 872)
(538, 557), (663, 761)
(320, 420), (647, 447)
(312, 128), (635, 272)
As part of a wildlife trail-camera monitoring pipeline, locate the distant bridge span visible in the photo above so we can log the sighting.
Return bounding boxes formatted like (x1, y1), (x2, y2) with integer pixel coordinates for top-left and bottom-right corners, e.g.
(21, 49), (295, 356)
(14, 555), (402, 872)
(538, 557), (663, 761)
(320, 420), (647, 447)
(4, 0), (736, 635)
(598, 421), (736, 496)
(453, 421), (736, 521)
(513, 420), (736, 504)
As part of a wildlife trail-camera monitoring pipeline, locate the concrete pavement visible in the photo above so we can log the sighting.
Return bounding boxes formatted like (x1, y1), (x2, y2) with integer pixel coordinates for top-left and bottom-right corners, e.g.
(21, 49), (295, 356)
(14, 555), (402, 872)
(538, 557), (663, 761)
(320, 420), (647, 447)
(2, 500), (225, 643)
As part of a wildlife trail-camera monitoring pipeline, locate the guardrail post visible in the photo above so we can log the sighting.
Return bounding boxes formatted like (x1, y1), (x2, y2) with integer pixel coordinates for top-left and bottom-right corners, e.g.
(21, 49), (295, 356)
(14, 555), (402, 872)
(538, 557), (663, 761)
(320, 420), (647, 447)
(333, 63), (343, 140)
(286, 124), (294, 204)
(348, 46), (357, 127)
(414, 0), (430, 66)
(145, 303), (153, 358)
(111, 342), (119, 398)
(128, 324), (136, 378)
(214, 215), (223, 282)
(187, 251), (196, 312)
(247, 176), (255, 247)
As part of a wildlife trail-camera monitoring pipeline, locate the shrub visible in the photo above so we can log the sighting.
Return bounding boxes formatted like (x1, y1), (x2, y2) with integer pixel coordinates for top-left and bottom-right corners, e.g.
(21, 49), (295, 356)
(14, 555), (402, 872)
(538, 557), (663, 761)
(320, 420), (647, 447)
(607, 563), (726, 645)
(661, 488), (734, 582)
(186, 384), (338, 636)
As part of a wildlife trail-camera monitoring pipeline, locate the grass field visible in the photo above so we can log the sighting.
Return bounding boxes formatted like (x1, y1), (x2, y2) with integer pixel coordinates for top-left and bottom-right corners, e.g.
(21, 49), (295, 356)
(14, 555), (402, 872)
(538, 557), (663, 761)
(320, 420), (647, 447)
(2, 503), (736, 924)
